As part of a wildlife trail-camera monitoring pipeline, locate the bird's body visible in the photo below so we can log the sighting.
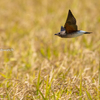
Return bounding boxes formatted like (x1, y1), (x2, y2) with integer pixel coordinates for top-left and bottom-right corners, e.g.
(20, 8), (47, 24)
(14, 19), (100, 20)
(55, 10), (91, 38)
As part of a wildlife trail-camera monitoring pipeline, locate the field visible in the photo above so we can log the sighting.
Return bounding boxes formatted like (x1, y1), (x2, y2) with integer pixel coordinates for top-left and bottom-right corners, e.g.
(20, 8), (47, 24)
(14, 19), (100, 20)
(0, 0), (100, 99)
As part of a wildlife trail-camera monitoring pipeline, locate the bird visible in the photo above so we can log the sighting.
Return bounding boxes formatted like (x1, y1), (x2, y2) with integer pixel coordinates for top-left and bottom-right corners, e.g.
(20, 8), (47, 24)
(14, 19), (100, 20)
(55, 10), (91, 38)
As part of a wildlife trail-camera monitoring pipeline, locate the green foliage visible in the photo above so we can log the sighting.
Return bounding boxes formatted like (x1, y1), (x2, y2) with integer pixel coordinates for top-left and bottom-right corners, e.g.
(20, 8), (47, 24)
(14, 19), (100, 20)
(0, 0), (99, 99)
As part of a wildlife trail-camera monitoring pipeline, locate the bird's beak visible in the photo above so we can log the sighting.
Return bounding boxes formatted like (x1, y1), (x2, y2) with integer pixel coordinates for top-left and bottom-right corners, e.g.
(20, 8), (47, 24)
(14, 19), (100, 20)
(54, 34), (57, 35)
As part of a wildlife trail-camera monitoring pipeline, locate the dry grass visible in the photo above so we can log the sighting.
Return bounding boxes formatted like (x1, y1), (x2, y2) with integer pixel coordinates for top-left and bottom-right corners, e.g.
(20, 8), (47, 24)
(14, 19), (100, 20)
(0, 0), (100, 99)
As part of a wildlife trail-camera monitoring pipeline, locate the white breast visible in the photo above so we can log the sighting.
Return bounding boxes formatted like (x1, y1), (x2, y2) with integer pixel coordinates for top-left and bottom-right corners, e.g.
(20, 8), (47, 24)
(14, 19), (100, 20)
(66, 30), (86, 38)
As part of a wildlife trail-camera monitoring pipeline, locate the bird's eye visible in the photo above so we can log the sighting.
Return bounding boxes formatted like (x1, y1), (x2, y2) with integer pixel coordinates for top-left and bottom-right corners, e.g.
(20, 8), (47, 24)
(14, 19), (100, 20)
(59, 33), (60, 34)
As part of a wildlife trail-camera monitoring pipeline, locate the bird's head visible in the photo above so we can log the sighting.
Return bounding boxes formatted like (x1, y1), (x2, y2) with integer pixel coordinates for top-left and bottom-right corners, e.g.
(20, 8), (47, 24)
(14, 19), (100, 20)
(55, 31), (66, 38)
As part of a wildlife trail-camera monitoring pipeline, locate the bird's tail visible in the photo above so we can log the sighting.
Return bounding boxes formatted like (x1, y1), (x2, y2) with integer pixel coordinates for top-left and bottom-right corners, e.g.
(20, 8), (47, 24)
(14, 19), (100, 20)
(84, 32), (92, 34)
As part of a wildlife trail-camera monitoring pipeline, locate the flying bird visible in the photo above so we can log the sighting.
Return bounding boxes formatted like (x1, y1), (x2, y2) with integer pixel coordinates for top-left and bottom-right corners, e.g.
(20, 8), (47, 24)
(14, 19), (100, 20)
(55, 10), (91, 38)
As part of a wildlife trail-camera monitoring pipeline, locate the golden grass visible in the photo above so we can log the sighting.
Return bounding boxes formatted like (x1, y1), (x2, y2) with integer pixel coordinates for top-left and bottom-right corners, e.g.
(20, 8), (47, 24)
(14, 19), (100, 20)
(0, 0), (100, 99)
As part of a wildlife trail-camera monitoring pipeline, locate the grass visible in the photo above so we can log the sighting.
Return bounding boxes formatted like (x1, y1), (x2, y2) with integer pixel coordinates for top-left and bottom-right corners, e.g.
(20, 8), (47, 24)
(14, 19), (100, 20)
(0, 0), (100, 99)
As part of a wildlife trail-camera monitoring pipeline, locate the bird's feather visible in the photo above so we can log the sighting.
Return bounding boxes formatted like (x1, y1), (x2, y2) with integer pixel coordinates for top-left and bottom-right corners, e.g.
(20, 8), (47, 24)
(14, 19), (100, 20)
(61, 26), (65, 31)
(64, 10), (78, 33)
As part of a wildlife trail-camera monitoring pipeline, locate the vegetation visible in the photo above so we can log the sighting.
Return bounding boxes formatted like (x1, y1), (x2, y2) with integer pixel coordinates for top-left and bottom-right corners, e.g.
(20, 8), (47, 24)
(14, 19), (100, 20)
(0, 0), (99, 99)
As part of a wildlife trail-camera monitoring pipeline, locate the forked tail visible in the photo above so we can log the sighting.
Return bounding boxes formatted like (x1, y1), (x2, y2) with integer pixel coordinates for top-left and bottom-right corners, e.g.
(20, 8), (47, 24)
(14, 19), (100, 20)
(84, 32), (92, 34)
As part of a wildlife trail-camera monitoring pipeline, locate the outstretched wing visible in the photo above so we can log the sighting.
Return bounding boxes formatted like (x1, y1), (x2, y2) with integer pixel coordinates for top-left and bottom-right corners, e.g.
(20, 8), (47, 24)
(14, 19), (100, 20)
(64, 10), (78, 33)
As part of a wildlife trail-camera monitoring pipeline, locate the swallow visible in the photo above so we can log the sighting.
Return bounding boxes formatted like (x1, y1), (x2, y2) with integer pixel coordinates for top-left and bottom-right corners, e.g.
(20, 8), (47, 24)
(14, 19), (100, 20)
(55, 10), (92, 38)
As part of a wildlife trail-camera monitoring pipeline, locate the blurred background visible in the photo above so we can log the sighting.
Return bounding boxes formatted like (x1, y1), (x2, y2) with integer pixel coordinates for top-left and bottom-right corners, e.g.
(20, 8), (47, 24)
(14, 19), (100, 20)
(0, 0), (99, 99)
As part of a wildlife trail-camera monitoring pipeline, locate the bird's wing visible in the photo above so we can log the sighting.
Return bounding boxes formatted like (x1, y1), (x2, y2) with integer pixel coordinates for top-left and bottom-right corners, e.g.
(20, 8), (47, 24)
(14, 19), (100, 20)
(61, 26), (65, 31)
(64, 10), (78, 33)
